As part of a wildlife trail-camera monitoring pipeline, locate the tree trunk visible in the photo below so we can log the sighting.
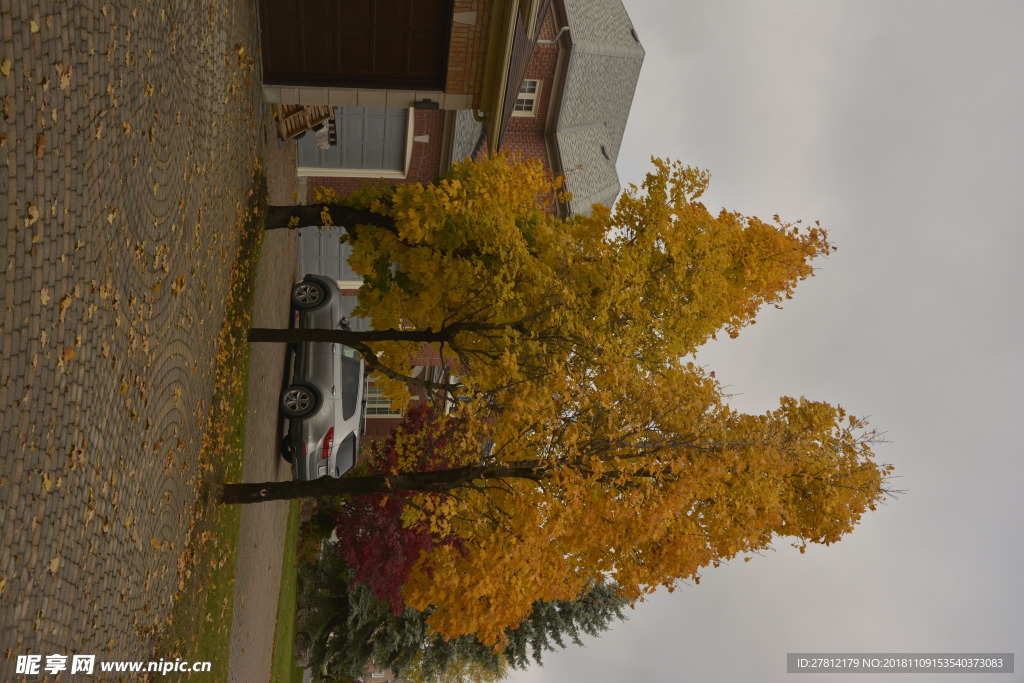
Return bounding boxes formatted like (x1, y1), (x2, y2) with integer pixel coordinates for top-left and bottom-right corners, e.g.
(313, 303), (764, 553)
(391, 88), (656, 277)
(266, 204), (395, 232)
(220, 464), (545, 504)
(248, 327), (450, 345)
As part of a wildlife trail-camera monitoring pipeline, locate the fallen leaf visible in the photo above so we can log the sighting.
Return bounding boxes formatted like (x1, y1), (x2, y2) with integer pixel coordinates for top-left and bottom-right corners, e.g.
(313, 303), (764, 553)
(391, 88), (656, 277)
(0, 58), (11, 77)
(48, 557), (59, 574)
(35, 134), (46, 158)
(58, 294), (72, 322)
(30, 20), (40, 34)
(25, 202), (39, 227)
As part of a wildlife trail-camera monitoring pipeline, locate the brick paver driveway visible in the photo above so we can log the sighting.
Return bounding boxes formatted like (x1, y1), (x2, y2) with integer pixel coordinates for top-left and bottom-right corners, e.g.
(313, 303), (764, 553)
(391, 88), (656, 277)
(1, 0), (265, 671)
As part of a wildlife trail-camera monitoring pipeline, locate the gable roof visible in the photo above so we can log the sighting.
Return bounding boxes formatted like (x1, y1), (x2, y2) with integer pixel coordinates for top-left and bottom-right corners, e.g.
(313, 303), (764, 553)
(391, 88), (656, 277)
(449, 0), (644, 216)
(553, 0), (645, 215)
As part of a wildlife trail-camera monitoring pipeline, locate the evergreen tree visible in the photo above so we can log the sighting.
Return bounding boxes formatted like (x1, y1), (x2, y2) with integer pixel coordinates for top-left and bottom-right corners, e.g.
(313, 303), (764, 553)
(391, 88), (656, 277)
(300, 547), (630, 681)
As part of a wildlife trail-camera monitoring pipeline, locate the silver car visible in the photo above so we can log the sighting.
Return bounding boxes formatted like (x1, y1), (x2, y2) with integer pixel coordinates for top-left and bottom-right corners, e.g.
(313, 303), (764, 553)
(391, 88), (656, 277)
(280, 275), (365, 480)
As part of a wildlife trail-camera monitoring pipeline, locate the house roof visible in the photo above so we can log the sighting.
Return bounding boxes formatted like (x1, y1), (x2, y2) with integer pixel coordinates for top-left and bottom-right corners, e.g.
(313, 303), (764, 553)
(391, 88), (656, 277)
(553, 0), (645, 215)
(450, 0), (644, 216)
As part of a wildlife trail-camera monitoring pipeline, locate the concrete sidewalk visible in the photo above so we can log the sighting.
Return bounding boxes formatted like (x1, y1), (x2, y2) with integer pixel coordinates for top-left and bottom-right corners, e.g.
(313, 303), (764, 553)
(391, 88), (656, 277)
(225, 115), (302, 683)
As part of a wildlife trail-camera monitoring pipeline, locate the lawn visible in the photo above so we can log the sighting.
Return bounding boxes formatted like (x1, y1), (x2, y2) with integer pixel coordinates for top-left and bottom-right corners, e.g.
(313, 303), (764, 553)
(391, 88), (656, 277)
(152, 166), (267, 677)
(270, 499), (307, 683)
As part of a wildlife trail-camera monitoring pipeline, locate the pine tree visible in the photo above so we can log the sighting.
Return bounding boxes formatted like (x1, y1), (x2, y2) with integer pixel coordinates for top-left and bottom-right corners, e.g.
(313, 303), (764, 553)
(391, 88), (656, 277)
(300, 549), (630, 681)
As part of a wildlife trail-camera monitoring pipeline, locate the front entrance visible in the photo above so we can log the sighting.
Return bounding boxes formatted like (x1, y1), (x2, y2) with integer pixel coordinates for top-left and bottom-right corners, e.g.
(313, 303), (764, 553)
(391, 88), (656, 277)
(260, 0), (453, 89)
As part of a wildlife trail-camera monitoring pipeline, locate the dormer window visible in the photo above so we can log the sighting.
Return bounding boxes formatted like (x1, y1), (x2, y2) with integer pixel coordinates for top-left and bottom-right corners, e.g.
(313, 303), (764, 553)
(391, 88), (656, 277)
(513, 79), (541, 116)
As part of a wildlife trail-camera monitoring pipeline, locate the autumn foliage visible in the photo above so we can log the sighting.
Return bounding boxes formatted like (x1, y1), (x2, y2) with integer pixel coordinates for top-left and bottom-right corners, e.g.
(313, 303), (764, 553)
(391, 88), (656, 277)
(275, 155), (831, 408)
(234, 154), (894, 650)
(332, 404), (465, 613)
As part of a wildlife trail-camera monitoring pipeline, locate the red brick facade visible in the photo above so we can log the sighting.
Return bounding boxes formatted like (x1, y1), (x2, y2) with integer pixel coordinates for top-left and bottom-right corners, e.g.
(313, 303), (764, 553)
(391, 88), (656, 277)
(489, 7), (560, 171)
(303, 110), (447, 203)
(446, 0), (494, 106)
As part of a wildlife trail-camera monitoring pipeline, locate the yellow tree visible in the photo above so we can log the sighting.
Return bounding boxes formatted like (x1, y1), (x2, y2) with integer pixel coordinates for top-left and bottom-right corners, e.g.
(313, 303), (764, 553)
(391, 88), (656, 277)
(392, 362), (892, 645)
(222, 361), (894, 645)
(223, 154), (893, 646)
(251, 155), (832, 404)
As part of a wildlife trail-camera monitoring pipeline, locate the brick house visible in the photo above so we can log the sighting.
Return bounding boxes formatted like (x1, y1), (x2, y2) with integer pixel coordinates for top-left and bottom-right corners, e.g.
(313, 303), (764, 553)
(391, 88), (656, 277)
(459, 0), (646, 216)
(258, 0), (643, 215)
(279, 0), (643, 432)
(258, 0), (552, 194)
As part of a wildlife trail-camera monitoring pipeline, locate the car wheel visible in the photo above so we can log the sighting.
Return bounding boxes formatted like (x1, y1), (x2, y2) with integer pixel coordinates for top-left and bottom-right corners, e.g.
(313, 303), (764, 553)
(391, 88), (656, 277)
(280, 435), (295, 463)
(281, 384), (320, 418)
(291, 280), (328, 309)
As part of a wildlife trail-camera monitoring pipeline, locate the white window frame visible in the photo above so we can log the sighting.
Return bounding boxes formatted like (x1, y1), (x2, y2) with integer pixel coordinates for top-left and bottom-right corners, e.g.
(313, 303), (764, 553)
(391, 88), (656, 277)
(512, 79), (541, 117)
(364, 383), (405, 418)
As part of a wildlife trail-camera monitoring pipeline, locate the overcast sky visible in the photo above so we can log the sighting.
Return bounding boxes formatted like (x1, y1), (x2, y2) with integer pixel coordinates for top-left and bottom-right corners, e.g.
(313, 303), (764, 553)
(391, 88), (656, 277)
(507, 1), (1023, 681)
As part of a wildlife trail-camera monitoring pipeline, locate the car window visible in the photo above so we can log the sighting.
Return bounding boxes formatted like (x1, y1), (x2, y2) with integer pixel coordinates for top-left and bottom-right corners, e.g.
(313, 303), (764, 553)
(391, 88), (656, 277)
(336, 432), (358, 472)
(341, 355), (361, 420)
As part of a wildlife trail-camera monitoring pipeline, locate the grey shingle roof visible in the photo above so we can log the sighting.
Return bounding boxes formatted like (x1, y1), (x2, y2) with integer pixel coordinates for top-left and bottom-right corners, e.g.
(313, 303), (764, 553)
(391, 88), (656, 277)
(446, 0), (643, 216)
(556, 0), (645, 215)
(450, 109), (486, 166)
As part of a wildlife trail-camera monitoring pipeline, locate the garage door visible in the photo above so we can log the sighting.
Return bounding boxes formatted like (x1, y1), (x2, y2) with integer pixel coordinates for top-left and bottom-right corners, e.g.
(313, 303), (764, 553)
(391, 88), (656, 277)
(297, 227), (370, 331)
(260, 0), (453, 89)
(297, 107), (409, 171)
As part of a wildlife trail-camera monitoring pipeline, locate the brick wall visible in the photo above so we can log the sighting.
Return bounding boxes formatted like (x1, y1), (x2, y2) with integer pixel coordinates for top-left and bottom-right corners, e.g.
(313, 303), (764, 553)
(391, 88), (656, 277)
(362, 416), (403, 445)
(304, 110), (446, 202)
(498, 6), (560, 172)
(446, 0), (494, 106)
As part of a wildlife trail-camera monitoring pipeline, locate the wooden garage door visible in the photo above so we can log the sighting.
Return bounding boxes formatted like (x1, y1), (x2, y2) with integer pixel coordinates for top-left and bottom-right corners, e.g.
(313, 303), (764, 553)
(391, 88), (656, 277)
(260, 0), (453, 89)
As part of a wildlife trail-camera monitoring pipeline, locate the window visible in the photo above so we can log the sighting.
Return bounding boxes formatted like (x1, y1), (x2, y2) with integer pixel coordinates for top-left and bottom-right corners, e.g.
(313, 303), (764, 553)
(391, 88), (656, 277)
(513, 79), (541, 116)
(340, 354), (362, 420)
(365, 384), (403, 417)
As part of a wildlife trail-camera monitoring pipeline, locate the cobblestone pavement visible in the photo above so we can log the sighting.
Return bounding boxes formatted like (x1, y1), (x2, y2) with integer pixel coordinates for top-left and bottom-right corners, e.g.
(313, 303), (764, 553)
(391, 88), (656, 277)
(0, 0), (266, 674)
